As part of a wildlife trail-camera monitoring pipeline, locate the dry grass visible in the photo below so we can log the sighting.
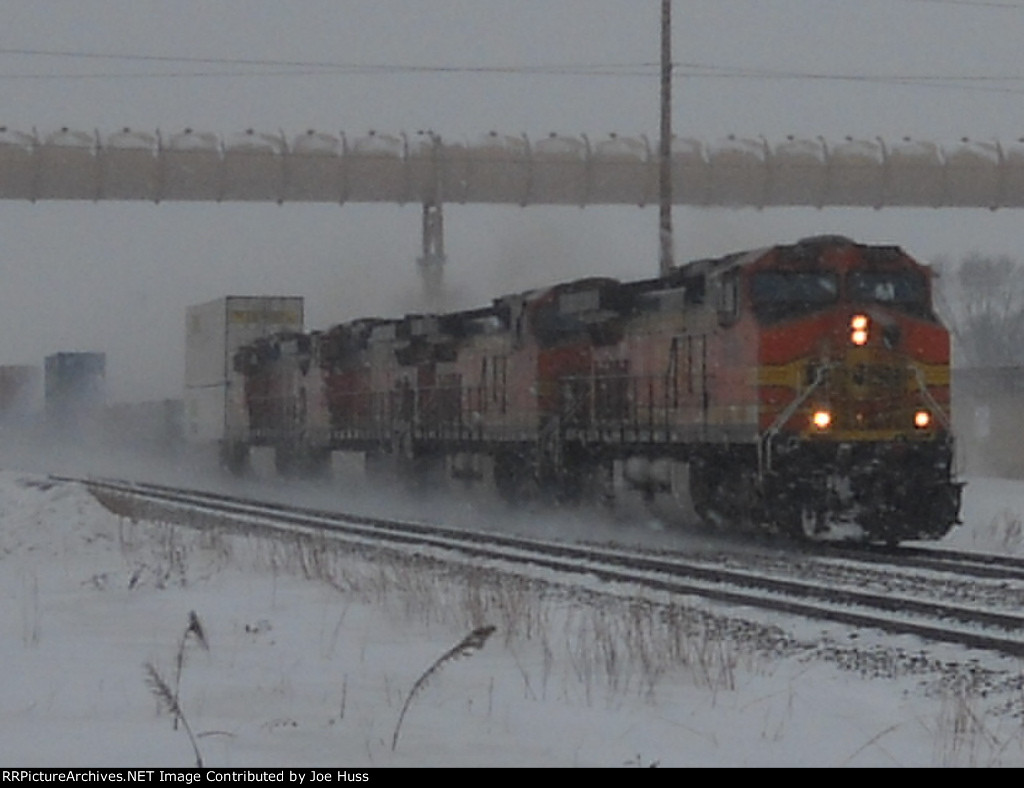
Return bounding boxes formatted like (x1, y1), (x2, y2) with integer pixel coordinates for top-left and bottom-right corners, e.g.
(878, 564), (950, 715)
(991, 509), (1024, 553)
(172, 611), (209, 730)
(932, 673), (1024, 767)
(964, 508), (1024, 555)
(143, 662), (204, 767)
(19, 569), (40, 647)
(108, 504), (1024, 766)
(390, 625), (496, 751)
(115, 516), (759, 706)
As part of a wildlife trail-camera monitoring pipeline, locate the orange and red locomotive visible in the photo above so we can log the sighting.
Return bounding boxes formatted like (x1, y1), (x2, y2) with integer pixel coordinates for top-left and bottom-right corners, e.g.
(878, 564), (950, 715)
(228, 235), (962, 544)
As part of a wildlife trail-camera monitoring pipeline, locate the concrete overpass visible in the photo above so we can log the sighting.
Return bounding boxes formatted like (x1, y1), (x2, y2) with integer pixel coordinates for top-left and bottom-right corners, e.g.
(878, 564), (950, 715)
(4, 126), (1021, 289)
(4, 127), (1021, 208)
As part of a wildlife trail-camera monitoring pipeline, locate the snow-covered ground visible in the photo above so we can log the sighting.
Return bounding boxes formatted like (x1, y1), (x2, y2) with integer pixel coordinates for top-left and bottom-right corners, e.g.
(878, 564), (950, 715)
(1, 455), (1023, 767)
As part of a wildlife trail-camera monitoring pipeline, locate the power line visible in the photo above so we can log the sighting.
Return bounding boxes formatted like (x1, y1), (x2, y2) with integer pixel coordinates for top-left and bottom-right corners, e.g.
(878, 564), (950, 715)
(2, 48), (1024, 96)
(810, 0), (1024, 8)
(901, 0), (1024, 8)
(1, 68), (1022, 98)
(0, 48), (655, 76)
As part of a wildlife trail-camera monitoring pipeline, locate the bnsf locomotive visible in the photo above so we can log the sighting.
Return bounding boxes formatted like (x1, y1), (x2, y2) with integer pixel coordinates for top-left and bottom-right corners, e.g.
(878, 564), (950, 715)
(228, 235), (962, 544)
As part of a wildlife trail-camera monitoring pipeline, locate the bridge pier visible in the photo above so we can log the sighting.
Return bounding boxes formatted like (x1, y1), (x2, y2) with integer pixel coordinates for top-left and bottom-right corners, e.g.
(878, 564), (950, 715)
(417, 200), (445, 305)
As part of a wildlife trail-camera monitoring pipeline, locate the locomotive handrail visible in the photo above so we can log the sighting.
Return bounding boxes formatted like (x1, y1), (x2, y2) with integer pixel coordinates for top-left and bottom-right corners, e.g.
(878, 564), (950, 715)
(758, 362), (836, 476)
(908, 363), (952, 431)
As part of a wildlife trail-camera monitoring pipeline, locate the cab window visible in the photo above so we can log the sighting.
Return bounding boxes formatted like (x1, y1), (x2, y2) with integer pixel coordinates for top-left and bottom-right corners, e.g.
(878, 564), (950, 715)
(750, 271), (839, 321)
(847, 270), (926, 310)
(717, 270), (740, 325)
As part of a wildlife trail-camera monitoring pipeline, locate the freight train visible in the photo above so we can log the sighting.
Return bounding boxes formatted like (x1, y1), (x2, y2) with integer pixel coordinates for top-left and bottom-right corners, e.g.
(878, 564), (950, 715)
(223, 235), (962, 544)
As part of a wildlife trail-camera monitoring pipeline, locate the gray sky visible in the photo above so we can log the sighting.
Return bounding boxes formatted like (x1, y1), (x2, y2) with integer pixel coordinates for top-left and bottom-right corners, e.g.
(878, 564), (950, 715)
(2, 0), (1024, 400)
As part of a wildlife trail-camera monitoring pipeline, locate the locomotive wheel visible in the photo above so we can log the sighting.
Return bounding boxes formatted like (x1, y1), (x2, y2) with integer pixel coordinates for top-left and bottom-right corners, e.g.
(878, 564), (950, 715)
(550, 465), (586, 506)
(596, 462), (617, 510)
(274, 444), (301, 477)
(797, 507), (826, 540)
(687, 460), (722, 530)
(364, 450), (397, 486)
(399, 451), (446, 496)
(688, 456), (759, 532)
(220, 441), (250, 477)
(303, 448), (333, 479)
(493, 450), (541, 507)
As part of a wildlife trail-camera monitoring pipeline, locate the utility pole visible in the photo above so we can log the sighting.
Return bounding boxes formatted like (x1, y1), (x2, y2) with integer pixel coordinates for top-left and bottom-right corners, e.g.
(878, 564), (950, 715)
(659, 0), (675, 276)
(416, 130), (446, 305)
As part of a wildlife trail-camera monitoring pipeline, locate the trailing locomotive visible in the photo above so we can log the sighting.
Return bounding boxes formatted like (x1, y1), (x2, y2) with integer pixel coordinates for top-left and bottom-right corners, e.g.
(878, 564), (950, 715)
(227, 235), (962, 544)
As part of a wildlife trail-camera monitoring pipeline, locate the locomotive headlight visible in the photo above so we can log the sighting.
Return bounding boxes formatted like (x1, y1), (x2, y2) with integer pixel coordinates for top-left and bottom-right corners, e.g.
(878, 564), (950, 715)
(812, 409), (832, 430)
(914, 409), (931, 429)
(850, 314), (870, 346)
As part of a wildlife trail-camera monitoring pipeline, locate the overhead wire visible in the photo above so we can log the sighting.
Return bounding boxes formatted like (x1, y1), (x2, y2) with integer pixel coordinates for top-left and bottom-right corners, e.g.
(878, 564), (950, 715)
(1, 41), (1024, 95)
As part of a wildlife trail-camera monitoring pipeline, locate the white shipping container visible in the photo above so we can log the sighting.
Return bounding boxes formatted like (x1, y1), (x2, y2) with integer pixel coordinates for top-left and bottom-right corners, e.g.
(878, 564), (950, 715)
(184, 295), (304, 443)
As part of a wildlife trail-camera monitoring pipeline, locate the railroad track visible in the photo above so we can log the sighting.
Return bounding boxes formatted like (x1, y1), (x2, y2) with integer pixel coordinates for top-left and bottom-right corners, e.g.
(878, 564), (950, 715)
(815, 541), (1024, 583)
(67, 474), (1024, 660)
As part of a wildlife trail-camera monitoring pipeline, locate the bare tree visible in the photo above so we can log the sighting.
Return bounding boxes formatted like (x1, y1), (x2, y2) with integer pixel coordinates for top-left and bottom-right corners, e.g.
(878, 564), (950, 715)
(931, 253), (1024, 368)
